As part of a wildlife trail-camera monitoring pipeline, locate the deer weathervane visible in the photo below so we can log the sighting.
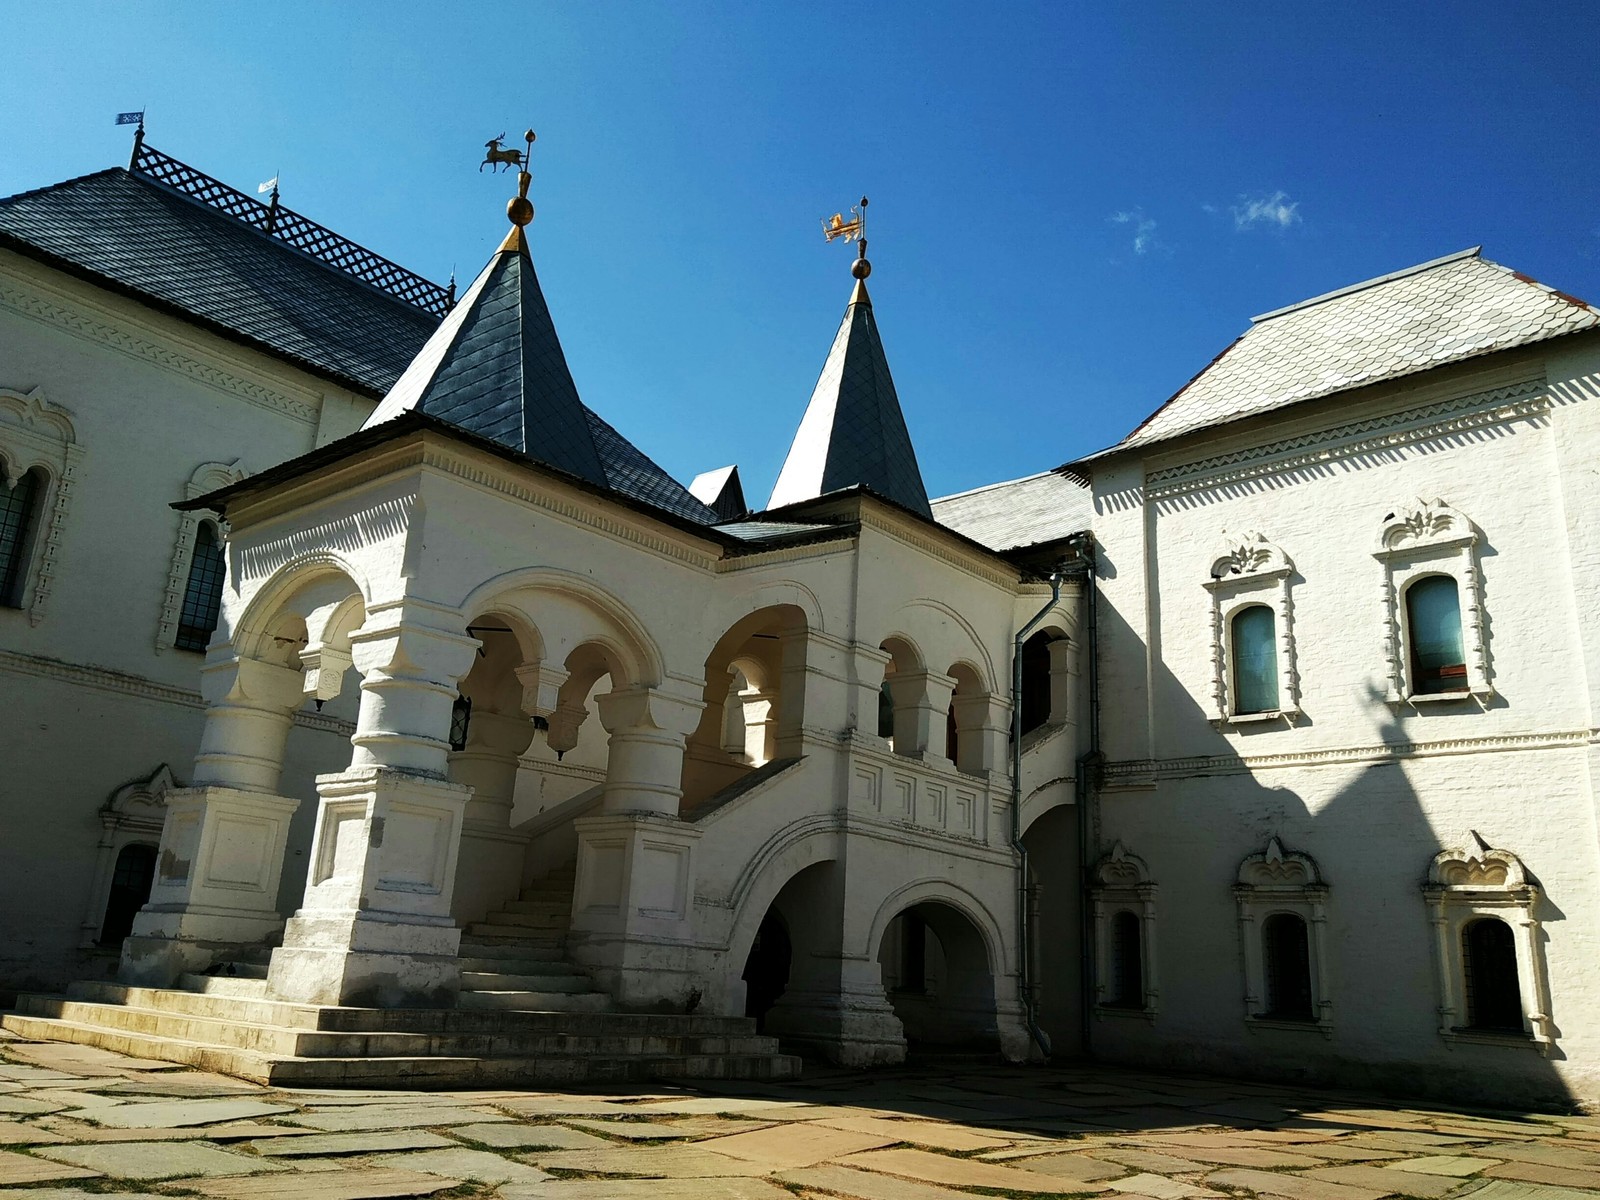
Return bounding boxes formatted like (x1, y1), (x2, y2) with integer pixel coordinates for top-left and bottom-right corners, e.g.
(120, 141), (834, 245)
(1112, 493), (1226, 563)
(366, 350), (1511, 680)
(481, 131), (530, 173)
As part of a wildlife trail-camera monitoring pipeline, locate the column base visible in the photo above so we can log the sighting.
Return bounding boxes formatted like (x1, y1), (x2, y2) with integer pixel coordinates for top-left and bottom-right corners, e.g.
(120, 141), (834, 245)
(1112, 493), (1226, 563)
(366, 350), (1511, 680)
(267, 912), (461, 1008)
(764, 979), (908, 1067)
(566, 813), (704, 1010)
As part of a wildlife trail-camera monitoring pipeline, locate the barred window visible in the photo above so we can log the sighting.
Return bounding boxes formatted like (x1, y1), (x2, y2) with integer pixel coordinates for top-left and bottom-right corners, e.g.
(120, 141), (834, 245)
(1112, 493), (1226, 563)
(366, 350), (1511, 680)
(1463, 917), (1523, 1033)
(0, 463), (45, 608)
(1107, 910), (1143, 1008)
(1262, 912), (1313, 1020)
(175, 521), (226, 652)
(99, 843), (157, 945)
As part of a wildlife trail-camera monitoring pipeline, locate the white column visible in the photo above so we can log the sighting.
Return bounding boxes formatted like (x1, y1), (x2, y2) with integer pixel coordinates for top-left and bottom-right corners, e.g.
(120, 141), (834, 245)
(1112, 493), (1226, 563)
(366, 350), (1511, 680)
(448, 708), (536, 924)
(267, 602), (479, 1008)
(120, 654), (306, 987)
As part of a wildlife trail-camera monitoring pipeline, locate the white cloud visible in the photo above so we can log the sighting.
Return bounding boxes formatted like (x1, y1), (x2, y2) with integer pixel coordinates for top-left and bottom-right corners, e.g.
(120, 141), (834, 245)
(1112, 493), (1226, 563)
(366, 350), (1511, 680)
(1232, 191), (1301, 230)
(1110, 208), (1158, 255)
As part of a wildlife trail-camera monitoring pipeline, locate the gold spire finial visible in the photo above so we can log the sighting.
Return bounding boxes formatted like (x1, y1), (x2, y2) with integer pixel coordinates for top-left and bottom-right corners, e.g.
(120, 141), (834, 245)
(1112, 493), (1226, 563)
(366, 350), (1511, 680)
(488, 129), (537, 252)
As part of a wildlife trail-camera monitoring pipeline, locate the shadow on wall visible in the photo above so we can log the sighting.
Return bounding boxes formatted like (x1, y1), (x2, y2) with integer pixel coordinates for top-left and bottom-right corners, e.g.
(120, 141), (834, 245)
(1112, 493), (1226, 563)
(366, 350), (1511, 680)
(1089, 591), (1572, 1111)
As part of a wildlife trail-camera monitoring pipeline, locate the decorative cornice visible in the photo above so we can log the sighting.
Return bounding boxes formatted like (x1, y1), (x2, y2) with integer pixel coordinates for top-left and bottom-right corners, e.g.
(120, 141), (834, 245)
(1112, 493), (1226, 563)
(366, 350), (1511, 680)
(0, 647), (353, 736)
(857, 506), (1020, 590)
(0, 276), (318, 424)
(1146, 379), (1548, 503)
(235, 495), (414, 586)
(1102, 726), (1596, 784)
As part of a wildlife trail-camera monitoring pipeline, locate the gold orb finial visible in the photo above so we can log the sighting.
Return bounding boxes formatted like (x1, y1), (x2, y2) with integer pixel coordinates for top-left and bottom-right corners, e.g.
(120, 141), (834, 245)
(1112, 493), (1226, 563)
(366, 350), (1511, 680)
(507, 196), (534, 227)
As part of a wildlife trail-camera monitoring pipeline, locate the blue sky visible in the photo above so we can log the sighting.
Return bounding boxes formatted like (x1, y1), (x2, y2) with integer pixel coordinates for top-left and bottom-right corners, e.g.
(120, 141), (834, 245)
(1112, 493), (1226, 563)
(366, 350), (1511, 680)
(5, 2), (1598, 502)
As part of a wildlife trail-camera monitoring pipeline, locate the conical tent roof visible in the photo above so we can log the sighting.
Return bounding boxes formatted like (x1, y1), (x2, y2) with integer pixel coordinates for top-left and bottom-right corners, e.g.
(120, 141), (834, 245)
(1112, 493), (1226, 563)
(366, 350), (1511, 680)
(768, 276), (931, 517)
(364, 217), (714, 523)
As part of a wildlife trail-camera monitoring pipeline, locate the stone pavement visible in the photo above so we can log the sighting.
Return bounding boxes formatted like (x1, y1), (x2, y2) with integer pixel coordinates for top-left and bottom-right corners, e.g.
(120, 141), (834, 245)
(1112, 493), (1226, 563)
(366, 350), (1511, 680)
(0, 1028), (1597, 1200)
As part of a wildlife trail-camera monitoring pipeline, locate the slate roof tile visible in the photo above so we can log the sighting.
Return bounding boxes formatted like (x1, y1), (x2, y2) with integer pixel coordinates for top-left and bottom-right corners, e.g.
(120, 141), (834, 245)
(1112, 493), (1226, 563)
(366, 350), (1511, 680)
(932, 469), (1091, 552)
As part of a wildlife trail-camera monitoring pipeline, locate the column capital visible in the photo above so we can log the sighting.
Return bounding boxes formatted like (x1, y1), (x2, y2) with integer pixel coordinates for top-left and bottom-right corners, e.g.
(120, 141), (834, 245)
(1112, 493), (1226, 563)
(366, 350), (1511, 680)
(198, 654), (306, 711)
(597, 685), (706, 740)
(514, 661), (570, 719)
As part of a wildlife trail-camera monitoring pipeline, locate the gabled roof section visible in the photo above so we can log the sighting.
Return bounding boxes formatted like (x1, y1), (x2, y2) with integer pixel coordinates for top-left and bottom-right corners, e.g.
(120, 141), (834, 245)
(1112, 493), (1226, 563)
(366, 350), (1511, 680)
(1116, 248), (1599, 452)
(933, 468), (1092, 552)
(768, 275), (932, 518)
(690, 465), (748, 521)
(0, 157), (441, 396)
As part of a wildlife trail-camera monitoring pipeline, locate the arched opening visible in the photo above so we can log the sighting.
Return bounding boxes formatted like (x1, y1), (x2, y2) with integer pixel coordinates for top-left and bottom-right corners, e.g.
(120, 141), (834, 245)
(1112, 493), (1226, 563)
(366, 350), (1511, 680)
(1106, 909), (1143, 1008)
(877, 900), (999, 1051)
(945, 662), (988, 773)
(99, 843), (157, 945)
(1018, 630), (1055, 736)
(1230, 603), (1279, 714)
(0, 463), (47, 608)
(741, 910), (792, 1031)
(879, 636), (924, 756)
(1261, 912), (1313, 1021)
(683, 605), (808, 808)
(175, 520), (228, 652)
(1463, 917), (1523, 1032)
(1406, 574), (1467, 694)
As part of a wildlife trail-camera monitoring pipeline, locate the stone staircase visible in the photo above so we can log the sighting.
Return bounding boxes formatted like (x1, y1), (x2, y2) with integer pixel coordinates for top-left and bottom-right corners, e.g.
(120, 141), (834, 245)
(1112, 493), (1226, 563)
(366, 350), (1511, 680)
(2, 865), (800, 1086)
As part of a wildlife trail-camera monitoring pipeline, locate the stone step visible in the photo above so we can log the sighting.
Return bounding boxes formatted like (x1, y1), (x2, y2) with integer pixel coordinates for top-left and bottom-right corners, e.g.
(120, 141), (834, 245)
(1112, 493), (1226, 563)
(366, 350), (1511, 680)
(179, 974), (270, 999)
(499, 898), (572, 915)
(38, 982), (759, 1036)
(458, 926), (566, 945)
(459, 971), (594, 994)
(471, 910), (567, 931)
(6, 1000), (778, 1060)
(457, 989), (612, 1014)
(0, 1014), (800, 1086)
(457, 955), (583, 974)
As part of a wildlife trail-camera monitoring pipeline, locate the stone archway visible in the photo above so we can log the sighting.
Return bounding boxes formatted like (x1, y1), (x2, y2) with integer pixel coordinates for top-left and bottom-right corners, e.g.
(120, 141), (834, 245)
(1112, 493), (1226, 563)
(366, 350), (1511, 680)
(877, 899), (1001, 1051)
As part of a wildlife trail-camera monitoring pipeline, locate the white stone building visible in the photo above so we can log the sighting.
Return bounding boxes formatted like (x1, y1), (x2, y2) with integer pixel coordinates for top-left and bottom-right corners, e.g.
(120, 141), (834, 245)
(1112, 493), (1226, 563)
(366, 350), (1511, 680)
(1, 140), (1597, 1106)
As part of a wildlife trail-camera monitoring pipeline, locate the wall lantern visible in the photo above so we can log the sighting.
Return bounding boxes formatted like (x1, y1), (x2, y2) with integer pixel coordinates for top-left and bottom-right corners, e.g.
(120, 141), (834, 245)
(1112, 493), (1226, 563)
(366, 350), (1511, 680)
(449, 694), (472, 752)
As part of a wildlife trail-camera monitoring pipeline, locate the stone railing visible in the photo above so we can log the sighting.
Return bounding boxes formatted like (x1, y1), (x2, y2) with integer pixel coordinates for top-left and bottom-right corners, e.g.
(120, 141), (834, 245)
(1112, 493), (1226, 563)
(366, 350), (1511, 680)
(845, 738), (1005, 849)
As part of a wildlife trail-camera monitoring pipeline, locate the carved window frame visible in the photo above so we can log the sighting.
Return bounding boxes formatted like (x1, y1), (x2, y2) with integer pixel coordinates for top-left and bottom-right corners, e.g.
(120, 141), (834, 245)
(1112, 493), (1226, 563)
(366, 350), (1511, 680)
(1205, 532), (1299, 726)
(1233, 837), (1332, 1036)
(0, 387), (81, 625)
(1373, 498), (1490, 704)
(156, 460), (246, 653)
(78, 764), (176, 948)
(1423, 832), (1552, 1053)
(1089, 842), (1158, 1020)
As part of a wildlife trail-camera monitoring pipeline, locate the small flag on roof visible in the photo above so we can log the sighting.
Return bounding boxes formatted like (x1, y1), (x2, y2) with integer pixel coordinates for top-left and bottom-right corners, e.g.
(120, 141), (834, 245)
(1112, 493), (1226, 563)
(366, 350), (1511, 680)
(257, 176), (278, 195)
(114, 110), (144, 126)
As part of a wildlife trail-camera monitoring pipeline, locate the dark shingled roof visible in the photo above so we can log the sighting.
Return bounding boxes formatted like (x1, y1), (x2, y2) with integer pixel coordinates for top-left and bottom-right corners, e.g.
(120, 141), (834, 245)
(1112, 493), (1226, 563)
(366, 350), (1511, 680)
(767, 275), (932, 517)
(0, 167), (439, 396)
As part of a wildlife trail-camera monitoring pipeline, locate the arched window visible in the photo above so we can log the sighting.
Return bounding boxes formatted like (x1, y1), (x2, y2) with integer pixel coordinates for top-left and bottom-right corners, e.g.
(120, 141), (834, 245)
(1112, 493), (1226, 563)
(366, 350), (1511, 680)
(1231, 604), (1279, 715)
(1406, 575), (1466, 695)
(99, 843), (157, 945)
(1107, 910), (1143, 1008)
(1019, 631), (1054, 735)
(175, 521), (227, 651)
(0, 463), (45, 608)
(1463, 917), (1523, 1033)
(1261, 912), (1313, 1021)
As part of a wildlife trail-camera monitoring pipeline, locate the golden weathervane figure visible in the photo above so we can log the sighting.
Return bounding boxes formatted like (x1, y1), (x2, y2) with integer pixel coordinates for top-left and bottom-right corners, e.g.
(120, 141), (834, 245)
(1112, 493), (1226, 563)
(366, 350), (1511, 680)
(488, 130), (538, 252)
(823, 196), (872, 280)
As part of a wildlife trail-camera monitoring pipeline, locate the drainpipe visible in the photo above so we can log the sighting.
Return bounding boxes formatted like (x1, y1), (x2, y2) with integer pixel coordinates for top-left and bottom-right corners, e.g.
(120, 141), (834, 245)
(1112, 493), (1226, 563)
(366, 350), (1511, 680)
(1061, 531), (1101, 1057)
(1011, 564), (1065, 1062)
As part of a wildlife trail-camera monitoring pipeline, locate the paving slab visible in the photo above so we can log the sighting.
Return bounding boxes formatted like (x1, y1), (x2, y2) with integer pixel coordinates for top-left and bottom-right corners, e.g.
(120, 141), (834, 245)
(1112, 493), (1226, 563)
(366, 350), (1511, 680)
(1465, 1181), (1600, 1200)
(0, 1150), (100, 1185)
(364, 1148), (552, 1183)
(0, 1095), (66, 1115)
(0, 1065), (77, 1082)
(445, 1122), (612, 1150)
(1303, 1164), (1464, 1197)
(1176, 1146), (1330, 1168)
(1106, 1172), (1225, 1199)
(697, 1122), (900, 1168)
(560, 1117), (714, 1140)
(33, 1118), (304, 1143)
(97, 1074), (265, 1097)
(0, 1191), (165, 1200)
(252, 1131), (456, 1157)
(1469, 1144), (1600, 1169)
(4, 1044), (174, 1072)
(0, 1119), (69, 1145)
(1484, 1161), (1600, 1189)
(1198, 1101), (1296, 1123)
(1205, 1167), (1389, 1200)
(30, 1090), (127, 1109)
(37, 1142), (292, 1181)
(1296, 1144), (1411, 1163)
(811, 1113), (1016, 1151)
(1347, 1133), (1487, 1151)
(1086, 1148), (1216, 1173)
(836, 1146), (1098, 1193)
(81, 1099), (294, 1128)
(502, 1180), (795, 1200)
(168, 1167), (463, 1199)
(1398, 1155), (1502, 1177)
(523, 1146), (772, 1177)
(777, 1164), (984, 1200)
(279, 1106), (507, 1132)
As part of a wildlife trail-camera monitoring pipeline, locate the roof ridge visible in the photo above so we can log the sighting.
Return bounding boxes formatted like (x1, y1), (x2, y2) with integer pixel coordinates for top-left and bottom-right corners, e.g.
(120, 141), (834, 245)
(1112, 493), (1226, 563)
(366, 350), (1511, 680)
(932, 468), (1061, 503)
(0, 166), (126, 209)
(1250, 246), (1483, 323)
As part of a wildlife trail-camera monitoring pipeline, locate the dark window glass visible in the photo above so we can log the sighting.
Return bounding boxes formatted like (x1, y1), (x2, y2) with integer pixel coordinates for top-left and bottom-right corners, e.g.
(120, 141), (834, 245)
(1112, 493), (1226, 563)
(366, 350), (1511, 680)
(1019, 632), (1053, 735)
(1107, 910), (1143, 1008)
(945, 697), (959, 761)
(1462, 917), (1524, 1032)
(1231, 605), (1279, 714)
(0, 464), (44, 608)
(99, 843), (157, 945)
(877, 679), (895, 739)
(175, 522), (227, 651)
(1407, 576), (1466, 694)
(1261, 912), (1314, 1020)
